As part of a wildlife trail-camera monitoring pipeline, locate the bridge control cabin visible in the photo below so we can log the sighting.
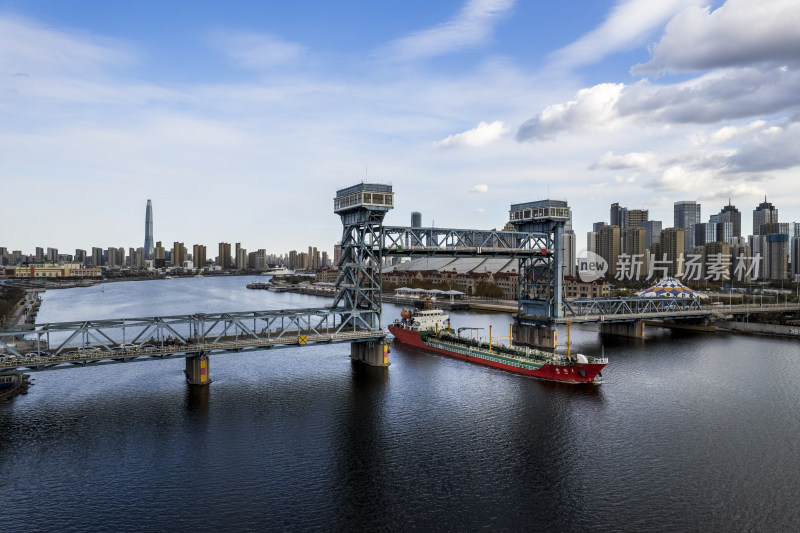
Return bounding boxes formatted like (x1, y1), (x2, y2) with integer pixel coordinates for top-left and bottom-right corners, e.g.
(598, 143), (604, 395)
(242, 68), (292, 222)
(509, 199), (571, 223)
(333, 183), (394, 214)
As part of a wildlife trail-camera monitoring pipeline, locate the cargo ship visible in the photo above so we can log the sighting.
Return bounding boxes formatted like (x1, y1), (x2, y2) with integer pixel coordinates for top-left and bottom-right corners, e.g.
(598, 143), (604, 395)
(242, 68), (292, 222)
(388, 306), (606, 383)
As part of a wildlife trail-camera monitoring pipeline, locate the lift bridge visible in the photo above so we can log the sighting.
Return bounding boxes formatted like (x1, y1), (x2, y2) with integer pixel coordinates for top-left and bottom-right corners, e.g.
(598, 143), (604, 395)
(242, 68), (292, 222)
(1, 182), (702, 384)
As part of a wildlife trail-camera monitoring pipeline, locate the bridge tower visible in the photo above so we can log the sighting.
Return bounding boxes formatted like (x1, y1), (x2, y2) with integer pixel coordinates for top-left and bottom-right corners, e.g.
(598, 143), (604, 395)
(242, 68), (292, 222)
(333, 183), (393, 366)
(508, 200), (570, 349)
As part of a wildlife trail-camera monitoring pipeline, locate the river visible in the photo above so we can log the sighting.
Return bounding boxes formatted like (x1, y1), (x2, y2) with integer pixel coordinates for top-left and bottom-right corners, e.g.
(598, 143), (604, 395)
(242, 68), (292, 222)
(2, 276), (799, 532)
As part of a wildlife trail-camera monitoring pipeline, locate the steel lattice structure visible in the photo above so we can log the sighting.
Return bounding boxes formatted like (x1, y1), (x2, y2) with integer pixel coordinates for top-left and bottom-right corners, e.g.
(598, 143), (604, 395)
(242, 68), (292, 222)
(559, 297), (707, 323)
(0, 307), (379, 371)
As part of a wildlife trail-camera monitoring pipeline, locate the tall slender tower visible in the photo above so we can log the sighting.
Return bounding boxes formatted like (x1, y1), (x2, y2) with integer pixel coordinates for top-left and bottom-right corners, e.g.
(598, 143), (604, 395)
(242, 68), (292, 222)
(144, 199), (154, 260)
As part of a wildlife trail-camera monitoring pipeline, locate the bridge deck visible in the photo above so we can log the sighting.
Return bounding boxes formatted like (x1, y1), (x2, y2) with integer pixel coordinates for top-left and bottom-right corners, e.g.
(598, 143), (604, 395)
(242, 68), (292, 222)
(0, 330), (383, 372)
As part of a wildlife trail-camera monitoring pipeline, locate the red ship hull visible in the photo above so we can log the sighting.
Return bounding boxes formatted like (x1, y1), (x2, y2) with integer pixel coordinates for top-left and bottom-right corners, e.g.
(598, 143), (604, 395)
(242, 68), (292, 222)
(389, 325), (604, 384)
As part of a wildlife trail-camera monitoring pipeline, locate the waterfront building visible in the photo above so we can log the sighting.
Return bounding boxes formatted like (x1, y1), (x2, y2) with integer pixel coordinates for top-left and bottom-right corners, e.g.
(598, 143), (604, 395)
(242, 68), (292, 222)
(193, 245), (207, 269)
(236, 245), (247, 270)
(674, 201), (701, 254)
(172, 242), (187, 267)
(91, 247), (103, 267)
(144, 199), (154, 260)
(218, 242), (231, 269)
(753, 197), (778, 235)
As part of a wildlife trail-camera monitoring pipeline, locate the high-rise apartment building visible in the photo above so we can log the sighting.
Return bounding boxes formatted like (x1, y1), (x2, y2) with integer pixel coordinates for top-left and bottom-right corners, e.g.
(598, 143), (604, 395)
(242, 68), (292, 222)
(765, 234), (789, 280)
(597, 225), (620, 278)
(660, 227), (685, 277)
(592, 222), (606, 233)
(622, 226), (647, 279)
(218, 242), (232, 269)
(333, 244), (342, 266)
(144, 199), (154, 260)
(753, 197), (778, 236)
(193, 245), (207, 268)
(674, 201), (701, 254)
(46, 247), (58, 263)
(35, 247), (44, 262)
(792, 237), (800, 278)
(172, 242), (187, 267)
(624, 209), (648, 228)
(75, 249), (87, 266)
(91, 247), (104, 267)
(411, 211), (422, 228)
(718, 200), (741, 238)
(236, 245), (247, 270)
(562, 231), (576, 278)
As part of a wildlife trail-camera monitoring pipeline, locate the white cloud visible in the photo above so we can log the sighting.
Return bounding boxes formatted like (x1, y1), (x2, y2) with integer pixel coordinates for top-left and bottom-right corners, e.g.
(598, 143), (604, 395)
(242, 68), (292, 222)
(378, 0), (514, 61)
(433, 121), (509, 148)
(470, 184), (489, 193)
(551, 0), (703, 69)
(634, 0), (800, 74)
(691, 120), (767, 145)
(214, 31), (305, 69)
(0, 14), (134, 75)
(517, 83), (625, 141)
(652, 165), (713, 192)
(474, 208), (486, 213)
(591, 151), (658, 171)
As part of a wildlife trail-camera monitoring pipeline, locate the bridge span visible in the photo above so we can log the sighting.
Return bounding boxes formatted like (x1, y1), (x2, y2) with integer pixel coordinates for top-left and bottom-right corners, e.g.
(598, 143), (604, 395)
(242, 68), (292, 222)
(5, 181), (792, 387)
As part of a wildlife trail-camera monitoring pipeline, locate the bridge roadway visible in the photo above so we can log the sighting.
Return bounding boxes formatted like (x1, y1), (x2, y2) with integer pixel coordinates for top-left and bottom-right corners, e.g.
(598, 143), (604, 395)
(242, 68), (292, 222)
(0, 306), (386, 373)
(0, 329), (379, 373)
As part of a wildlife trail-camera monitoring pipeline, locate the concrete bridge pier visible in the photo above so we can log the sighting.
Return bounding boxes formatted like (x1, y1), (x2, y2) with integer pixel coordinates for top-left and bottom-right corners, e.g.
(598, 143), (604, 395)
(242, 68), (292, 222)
(185, 353), (211, 385)
(599, 321), (645, 339)
(512, 323), (556, 351)
(351, 340), (390, 367)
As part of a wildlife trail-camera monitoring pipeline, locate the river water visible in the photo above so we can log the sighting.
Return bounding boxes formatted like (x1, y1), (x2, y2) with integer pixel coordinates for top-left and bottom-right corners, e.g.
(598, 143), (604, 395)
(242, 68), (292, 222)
(2, 276), (799, 532)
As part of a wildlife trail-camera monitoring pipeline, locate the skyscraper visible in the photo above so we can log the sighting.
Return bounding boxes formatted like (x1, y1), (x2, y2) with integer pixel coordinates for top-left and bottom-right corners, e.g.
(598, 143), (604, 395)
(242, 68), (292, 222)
(144, 199), (154, 260)
(753, 197), (778, 235)
(674, 201), (701, 254)
(718, 200), (741, 238)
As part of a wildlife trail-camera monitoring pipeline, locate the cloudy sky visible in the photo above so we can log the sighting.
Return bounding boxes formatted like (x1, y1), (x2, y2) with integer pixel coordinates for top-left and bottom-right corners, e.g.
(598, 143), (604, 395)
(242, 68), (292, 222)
(1, 0), (798, 255)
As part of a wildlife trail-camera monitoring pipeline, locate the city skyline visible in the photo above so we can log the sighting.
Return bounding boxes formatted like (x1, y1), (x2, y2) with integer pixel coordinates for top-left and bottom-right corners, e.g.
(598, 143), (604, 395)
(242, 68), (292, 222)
(1, 1), (799, 251)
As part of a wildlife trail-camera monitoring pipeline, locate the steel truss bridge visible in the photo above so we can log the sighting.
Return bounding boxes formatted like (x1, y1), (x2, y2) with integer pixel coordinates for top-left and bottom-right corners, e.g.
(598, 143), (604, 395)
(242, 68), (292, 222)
(1, 182), (727, 382)
(0, 308), (378, 372)
(558, 297), (708, 324)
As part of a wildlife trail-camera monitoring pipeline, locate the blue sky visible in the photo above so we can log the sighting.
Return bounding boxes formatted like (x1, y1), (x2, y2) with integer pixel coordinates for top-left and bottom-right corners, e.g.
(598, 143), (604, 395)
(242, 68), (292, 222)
(1, 0), (798, 256)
